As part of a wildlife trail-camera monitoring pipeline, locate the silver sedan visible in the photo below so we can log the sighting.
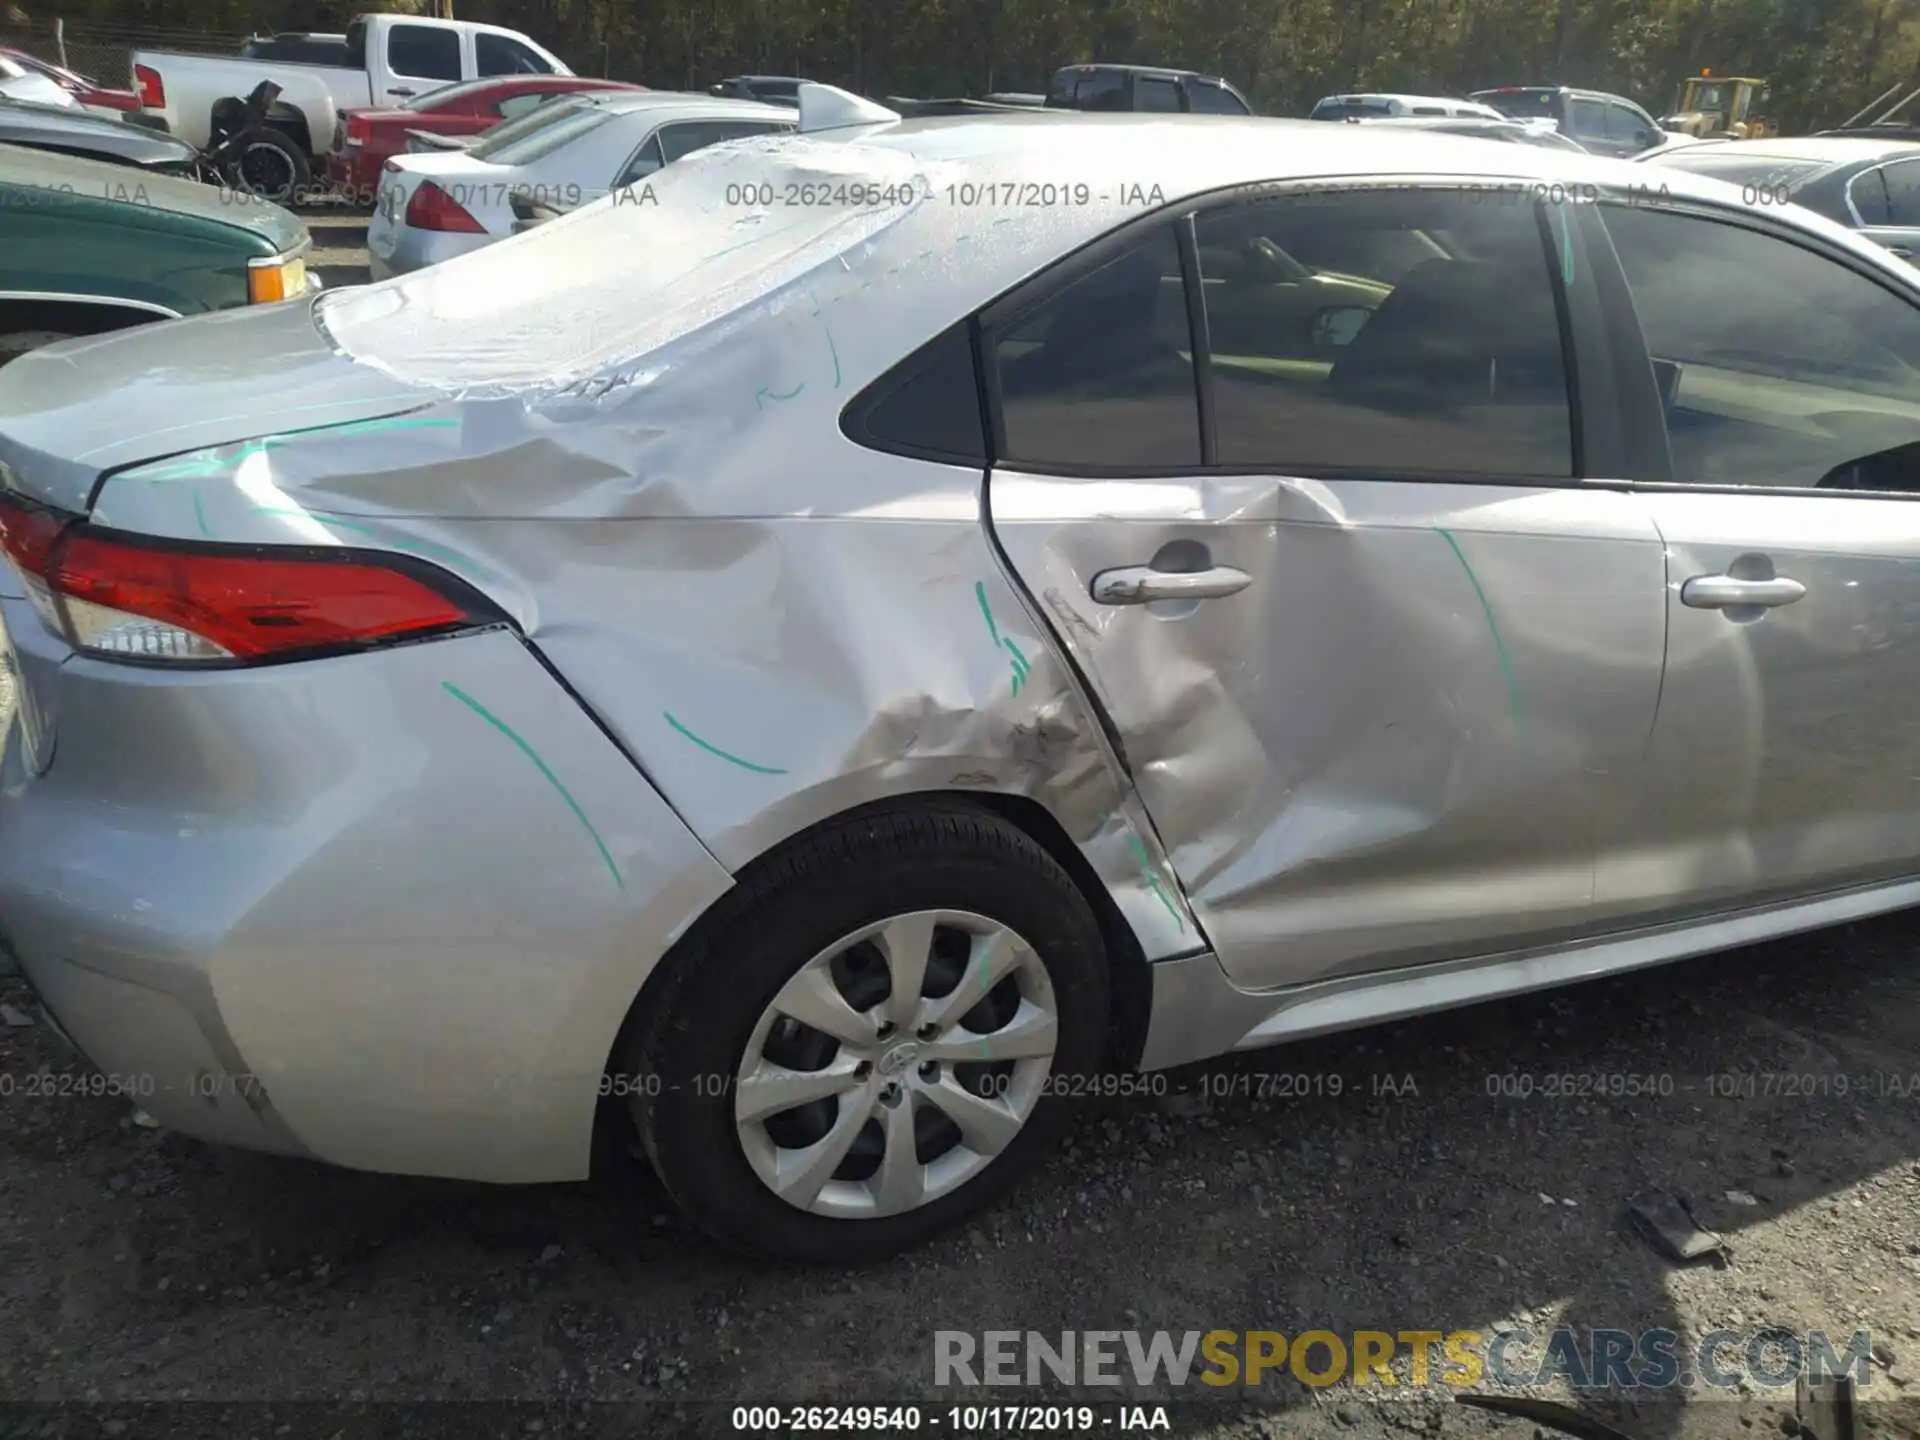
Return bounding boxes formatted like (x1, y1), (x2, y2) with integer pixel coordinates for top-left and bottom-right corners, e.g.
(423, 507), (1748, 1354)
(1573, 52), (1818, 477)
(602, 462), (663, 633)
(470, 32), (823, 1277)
(5, 88), (1920, 1263)
(366, 89), (794, 276)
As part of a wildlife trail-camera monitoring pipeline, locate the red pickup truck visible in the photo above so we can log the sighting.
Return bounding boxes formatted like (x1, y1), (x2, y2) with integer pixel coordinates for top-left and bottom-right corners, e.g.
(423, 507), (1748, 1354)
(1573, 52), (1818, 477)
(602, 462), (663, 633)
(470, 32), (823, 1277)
(327, 73), (639, 201)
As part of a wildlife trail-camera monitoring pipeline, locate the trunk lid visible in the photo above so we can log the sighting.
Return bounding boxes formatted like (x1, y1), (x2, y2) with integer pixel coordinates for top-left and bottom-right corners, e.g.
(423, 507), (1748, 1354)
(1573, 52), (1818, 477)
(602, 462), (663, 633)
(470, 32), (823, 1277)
(0, 300), (432, 513)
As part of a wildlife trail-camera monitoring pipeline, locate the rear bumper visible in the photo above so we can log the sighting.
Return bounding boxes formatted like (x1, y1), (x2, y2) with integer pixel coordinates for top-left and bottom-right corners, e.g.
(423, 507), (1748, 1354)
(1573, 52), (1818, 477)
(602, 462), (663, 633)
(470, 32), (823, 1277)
(326, 149), (382, 204)
(0, 624), (733, 1182)
(365, 218), (489, 279)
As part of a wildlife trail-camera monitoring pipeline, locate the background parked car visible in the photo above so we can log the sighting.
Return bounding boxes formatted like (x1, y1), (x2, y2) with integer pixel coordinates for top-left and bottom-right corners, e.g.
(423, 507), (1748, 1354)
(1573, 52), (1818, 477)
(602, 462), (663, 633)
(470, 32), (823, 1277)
(1354, 114), (1590, 150)
(1645, 135), (1920, 261)
(708, 75), (805, 107)
(1308, 92), (1505, 120)
(1047, 63), (1251, 113)
(0, 142), (311, 364)
(330, 75), (641, 203)
(129, 11), (571, 185)
(367, 91), (791, 277)
(0, 54), (72, 108)
(0, 96), (202, 174)
(1470, 85), (1670, 156)
(0, 48), (139, 115)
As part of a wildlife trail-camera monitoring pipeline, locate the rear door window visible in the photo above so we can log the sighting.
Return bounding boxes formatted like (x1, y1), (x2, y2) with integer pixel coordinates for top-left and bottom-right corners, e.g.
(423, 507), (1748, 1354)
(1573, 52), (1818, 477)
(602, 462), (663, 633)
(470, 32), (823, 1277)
(1598, 202), (1920, 491)
(1850, 166), (1893, 225)
(990, 224), (1200, 469)
(386, 25), (462, 84)
(1194, 187), (1574, 476)
(1076, 71), (1129, 110)
(1137, 76), (1181, 112)
(1884, 158), (1920, 226)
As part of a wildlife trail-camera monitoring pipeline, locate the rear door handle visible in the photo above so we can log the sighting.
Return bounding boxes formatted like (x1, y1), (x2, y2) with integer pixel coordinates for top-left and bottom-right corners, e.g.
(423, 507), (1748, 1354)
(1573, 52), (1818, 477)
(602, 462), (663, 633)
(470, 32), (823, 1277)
(388, 86), (416, 97)
(1090, 564), (1252, 605)
(1680, 574), (1807, 610)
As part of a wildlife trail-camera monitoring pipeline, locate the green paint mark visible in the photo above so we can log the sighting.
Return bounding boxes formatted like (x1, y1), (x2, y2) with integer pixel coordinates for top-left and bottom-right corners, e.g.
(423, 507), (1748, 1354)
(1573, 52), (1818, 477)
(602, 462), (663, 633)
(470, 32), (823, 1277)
(1436, 526), (1524, 731)
(805, 292), (841, 387)
(192, 491), (211, 537)
(663, 711), (789, 775)
(441, 681), (624, 891)
(755, 382), (805, 411)
(1127, 833), (1186, 932)
(973, 581), (1003, 647)
(975, 582), (1034, 697)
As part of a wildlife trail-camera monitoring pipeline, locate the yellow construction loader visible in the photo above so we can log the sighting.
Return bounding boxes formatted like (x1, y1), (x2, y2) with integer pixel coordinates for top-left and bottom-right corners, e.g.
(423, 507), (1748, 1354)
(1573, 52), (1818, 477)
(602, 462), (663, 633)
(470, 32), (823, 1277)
(1661, 72), (1774, 138)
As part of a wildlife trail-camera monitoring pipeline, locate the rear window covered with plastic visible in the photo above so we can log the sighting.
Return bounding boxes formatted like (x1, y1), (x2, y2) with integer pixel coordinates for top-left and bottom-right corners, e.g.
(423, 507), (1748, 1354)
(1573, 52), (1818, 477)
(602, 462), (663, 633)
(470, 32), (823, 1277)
(316, 136), (925, 391)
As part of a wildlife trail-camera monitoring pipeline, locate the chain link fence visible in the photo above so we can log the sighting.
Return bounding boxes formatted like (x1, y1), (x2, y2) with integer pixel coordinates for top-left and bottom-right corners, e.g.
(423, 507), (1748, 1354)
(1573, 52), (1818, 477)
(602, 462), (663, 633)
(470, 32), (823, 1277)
(2, 19), (244, 93)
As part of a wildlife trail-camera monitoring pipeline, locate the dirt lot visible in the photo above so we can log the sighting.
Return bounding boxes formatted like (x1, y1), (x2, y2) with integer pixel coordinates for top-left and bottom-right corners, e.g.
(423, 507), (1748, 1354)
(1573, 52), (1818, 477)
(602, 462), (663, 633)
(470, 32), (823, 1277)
(3, 217), (1920, 1440)
(307, 208), (373, 290)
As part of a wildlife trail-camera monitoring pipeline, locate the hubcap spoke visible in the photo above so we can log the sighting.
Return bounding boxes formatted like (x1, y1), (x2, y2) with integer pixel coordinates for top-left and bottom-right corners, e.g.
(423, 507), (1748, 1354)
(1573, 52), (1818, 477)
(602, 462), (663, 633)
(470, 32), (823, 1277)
(922, 1074), (1024, 1156)
(771, 1091), (873, 1209)
(920, 929), (1027, 1033)
(876, 912), (938, 1029)
(871, 1096), (926, 1216)
(735, 1057), (864, 1122)
(735, 909), (1056, 1219)
(923, 1000), (1058, 1063)
(769, 963), (878, 1051)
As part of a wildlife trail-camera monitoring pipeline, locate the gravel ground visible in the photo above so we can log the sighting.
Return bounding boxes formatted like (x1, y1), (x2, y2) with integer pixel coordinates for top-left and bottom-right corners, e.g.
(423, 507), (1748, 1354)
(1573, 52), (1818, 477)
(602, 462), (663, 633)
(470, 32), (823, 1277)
(3, 215), (1919, 1440)
(307, 207), (373, 290)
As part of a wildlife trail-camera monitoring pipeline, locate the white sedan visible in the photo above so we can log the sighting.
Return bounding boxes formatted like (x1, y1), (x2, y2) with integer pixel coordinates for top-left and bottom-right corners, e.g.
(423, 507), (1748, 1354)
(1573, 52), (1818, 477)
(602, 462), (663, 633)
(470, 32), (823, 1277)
(367, 90), (793, 276)
(0, 55), (74, 108)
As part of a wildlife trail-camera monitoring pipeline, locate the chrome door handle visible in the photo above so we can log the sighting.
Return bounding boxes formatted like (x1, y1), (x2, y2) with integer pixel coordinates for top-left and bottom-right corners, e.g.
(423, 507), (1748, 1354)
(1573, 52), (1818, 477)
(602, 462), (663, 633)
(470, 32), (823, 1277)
(1680, 574), (1806, 610)
(1090, 564), (1252, 606)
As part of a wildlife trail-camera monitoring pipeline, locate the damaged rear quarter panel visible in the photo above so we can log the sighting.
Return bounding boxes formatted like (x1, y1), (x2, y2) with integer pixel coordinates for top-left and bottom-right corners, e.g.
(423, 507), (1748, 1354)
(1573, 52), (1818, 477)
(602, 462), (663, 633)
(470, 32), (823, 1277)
(87, 148), (1204, 984)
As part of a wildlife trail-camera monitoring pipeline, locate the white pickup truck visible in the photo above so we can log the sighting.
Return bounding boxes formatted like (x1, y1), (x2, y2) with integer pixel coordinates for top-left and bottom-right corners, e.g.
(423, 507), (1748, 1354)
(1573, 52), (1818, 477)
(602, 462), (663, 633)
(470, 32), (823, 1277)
(130, 13), (571, 173)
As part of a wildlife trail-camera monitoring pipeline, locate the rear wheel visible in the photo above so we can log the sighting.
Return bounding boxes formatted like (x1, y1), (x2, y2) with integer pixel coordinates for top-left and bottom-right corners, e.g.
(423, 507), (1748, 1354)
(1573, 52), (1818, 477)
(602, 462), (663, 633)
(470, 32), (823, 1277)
(623, 803), (1108, 1263)
(233, 131), (310, 205)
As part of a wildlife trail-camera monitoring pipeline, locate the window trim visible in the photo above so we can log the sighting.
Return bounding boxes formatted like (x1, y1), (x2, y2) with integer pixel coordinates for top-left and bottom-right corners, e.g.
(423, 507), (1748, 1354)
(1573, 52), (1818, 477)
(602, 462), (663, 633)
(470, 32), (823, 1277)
(974, 175), (1606, 487)
(1583, 190), (1920, 500)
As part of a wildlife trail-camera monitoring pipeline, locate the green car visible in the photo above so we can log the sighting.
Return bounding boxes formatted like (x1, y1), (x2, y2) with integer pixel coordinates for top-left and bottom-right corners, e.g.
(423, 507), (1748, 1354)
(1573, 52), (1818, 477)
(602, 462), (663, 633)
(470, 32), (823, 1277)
(0, 141), (313, 364)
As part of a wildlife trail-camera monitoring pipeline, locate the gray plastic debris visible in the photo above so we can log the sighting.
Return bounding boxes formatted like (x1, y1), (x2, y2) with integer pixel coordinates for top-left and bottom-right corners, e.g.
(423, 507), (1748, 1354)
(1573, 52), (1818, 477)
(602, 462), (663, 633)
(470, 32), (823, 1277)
(0, 1003), (33, 1028)
(129, 1108), (161, 1130)
(1624, 1188), (1731, 1266)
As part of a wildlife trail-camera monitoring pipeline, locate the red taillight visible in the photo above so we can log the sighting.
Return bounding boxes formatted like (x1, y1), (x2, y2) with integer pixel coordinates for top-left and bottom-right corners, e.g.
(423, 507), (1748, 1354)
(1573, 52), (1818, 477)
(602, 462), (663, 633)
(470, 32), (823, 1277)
(0, 491), (481, 664)
(133, 63), (164, 109)
(0, 490), (68, 578)
(345, 111), (371, 145)
(404, 180), (484, 233)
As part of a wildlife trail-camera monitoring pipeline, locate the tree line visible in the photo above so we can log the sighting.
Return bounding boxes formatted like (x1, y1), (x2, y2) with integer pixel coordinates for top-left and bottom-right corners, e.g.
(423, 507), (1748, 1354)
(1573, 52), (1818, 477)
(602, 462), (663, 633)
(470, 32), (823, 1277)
(26, 0), (1920, 130)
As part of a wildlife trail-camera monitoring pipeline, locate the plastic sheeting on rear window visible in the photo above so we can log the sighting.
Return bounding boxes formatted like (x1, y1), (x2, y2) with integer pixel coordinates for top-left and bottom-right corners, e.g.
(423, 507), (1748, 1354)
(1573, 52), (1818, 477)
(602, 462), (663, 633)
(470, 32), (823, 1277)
(315, 136), (929, 394)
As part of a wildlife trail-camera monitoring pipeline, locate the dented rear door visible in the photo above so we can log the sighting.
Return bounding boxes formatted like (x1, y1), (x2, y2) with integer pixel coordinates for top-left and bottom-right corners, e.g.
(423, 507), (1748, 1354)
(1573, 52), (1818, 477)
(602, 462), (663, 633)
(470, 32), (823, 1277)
(982, 183), (1669, 990)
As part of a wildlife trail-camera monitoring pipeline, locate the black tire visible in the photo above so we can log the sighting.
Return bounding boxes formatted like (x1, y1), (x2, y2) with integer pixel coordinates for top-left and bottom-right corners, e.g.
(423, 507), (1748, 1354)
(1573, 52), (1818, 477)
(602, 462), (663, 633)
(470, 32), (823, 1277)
(623, 801), (1108, 1264)
(232, 130), (311, 206)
